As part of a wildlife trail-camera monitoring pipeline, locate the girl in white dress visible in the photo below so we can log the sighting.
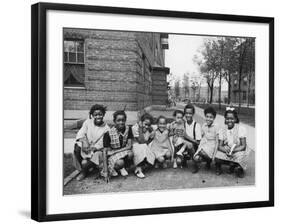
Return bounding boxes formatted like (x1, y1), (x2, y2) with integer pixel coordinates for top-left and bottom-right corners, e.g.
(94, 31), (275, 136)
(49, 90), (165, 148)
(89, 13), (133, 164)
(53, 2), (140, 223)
(132, 113), (155, 178)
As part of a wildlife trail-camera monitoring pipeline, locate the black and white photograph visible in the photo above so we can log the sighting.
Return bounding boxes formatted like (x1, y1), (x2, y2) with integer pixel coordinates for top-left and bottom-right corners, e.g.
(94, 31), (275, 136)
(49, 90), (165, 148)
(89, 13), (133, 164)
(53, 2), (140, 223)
(30, 2), (274, 221)
(63, 28), (256, 195)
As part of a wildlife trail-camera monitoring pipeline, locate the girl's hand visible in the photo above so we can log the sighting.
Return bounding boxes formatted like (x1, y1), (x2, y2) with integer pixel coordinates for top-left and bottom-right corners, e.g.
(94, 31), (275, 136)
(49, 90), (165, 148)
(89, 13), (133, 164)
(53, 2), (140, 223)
(82, 146), (91, 153)
(149, 131), (155, 139)
(90, 146), (98, 152)
(224, 145), (231, 154)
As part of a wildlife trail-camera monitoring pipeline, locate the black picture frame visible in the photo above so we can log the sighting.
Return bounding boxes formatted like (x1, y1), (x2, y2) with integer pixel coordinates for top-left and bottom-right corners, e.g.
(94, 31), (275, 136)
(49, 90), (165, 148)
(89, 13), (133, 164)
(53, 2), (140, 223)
(31, 2), (274, 222)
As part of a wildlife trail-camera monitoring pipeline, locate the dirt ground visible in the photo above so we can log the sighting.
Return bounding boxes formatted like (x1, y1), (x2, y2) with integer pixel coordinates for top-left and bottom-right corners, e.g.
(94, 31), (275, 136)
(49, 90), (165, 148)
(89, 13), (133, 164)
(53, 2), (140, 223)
(63, 151), (255, 195)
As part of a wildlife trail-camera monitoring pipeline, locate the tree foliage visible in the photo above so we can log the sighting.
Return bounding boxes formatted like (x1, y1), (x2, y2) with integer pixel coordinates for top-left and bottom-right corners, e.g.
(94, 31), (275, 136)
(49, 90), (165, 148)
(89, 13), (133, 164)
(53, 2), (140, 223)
(194, 37), (255, 107)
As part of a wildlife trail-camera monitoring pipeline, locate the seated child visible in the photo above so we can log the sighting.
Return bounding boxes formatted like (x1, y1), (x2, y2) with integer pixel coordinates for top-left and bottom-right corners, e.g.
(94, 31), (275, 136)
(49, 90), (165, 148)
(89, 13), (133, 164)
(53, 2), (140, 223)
(150, 116), (173, 168)
(193, 106), (219, 173)
(168, 110), (190, 168)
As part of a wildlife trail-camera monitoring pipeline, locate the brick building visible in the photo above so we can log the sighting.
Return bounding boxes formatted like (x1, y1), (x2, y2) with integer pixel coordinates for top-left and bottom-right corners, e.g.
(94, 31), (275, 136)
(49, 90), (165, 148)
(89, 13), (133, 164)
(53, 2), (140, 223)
(63, 29), (169, 122)
(231, 72), (255, 105)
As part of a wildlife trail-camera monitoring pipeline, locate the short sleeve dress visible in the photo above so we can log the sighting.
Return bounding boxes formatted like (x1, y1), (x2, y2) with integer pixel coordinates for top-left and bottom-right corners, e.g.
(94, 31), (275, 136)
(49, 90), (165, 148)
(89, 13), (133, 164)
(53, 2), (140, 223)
(150, 129), (173, 159)
(215, 124), (250, 169)
(196, 123), (219, 159)
(74, 119), (110, 166)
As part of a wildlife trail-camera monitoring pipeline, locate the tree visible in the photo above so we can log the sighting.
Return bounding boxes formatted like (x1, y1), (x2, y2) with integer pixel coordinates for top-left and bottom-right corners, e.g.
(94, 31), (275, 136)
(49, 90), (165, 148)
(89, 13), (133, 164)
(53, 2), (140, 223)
(221, 37), (238, 104)
(236, 38), (249, 111)
(197, 40), (220, 103)
(182, 73), (190, 98)
(174, 79), (180, 99)
(216, 37), (226, 109)
(190, 79), (199, 102)
(243, 38), (255, 107)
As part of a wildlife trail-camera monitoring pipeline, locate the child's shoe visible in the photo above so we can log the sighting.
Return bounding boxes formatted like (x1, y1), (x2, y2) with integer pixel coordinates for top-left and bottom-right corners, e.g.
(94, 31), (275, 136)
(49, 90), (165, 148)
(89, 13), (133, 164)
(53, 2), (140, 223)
(162, 161), (168, 169)
(235, 167), (245, 178)
(111, 169), (119, 177)
(215, 165), (222, 175)
(205, 161), (211, 170)
(191, 163), (199, 173)
(135, 167), (145, 178)
(227, 165), (236, 174)
(120, 168), (129, 177)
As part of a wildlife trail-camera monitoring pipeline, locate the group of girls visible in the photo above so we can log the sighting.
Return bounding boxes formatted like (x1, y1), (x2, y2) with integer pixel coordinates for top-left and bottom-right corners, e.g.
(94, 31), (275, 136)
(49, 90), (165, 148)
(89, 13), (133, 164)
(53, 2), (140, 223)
(72, 103), (250, 181)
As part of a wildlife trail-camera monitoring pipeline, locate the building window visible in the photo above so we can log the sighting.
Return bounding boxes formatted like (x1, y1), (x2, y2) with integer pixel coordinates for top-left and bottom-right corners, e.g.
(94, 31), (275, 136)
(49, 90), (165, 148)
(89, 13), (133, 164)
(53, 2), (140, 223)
(63, 40), (85, 87)
(64, 40), (84, 64)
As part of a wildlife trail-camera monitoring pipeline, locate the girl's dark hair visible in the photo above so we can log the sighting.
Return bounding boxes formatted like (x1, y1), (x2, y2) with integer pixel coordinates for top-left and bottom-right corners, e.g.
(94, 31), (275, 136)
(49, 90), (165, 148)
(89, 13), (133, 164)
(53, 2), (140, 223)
(173, 109), (184, 117)
(184, 104), (195, 114)
(113, 110), (127, 122)
(224, 109), (240, 123)
(157, 115), (167, 124)
(140, 113), (154, 123)
(89, 104), (107, 118)
(204, 106), (217, 118)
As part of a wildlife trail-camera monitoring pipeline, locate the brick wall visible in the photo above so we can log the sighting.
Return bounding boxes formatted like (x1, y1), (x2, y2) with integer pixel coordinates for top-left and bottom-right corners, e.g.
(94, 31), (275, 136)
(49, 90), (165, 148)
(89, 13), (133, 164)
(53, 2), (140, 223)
(63, 29), (168, 111)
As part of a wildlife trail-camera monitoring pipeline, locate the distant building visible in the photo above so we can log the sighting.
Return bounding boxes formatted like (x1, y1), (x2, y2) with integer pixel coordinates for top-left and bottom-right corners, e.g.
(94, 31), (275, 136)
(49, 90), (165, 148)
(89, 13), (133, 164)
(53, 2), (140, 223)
(63, 29), (170, 117)
(185, 86), (228, 103)
(231, 72), (255, 105)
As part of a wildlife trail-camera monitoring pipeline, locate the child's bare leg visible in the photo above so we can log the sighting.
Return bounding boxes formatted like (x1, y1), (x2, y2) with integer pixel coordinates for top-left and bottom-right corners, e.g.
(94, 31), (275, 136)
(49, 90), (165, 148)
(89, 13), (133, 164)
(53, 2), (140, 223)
(177, 142), (187, 155)
(155, 156), (165, 168)
(157, 156), (165, 164)
(163, 151), (172, 168)
(176, 156), (184, 168)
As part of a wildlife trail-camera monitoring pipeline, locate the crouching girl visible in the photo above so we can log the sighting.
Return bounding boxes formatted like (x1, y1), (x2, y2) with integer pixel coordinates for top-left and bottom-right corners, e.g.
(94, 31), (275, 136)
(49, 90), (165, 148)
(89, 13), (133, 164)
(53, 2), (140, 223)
(150, 116), (173, 168)
(193, 106), (219, 173)
(214, 107), (249, 178)
(132, 113), (156, 178)
(102, 110), (134, 178)
(73, 104), (110, 181)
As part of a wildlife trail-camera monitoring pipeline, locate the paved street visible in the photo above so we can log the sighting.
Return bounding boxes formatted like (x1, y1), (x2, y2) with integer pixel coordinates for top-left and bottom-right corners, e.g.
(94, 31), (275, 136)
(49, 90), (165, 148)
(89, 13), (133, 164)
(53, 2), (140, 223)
(63, 104), (255, 195)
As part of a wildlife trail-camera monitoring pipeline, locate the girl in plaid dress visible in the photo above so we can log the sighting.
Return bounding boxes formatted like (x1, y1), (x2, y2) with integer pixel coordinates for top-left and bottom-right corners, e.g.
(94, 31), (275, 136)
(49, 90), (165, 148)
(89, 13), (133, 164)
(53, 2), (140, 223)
(214, 108), (249, 178)
(103, 110), (134, 177)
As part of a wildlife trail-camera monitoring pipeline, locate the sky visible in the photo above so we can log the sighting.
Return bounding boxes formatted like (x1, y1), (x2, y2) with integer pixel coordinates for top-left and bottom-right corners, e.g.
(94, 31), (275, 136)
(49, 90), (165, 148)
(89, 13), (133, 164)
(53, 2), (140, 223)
(165, 34), (204, 82)
(165, 34), (228, 90)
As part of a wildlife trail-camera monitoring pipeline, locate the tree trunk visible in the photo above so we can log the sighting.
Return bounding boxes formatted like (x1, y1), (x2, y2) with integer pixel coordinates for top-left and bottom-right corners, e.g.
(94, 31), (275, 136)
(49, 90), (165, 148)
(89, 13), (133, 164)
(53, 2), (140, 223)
(227, 74), (232, 104)
(247, 73), (251, 107)
(209, 83), (214, 104)
(219, 73), (222, 109)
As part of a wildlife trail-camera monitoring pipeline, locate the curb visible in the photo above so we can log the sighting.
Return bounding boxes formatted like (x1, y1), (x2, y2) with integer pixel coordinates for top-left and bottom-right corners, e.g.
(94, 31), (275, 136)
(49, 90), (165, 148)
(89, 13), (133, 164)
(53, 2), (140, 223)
(64, 170), (80, 186)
